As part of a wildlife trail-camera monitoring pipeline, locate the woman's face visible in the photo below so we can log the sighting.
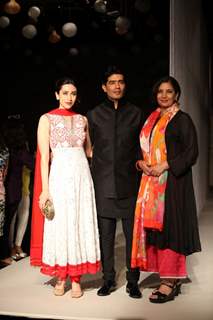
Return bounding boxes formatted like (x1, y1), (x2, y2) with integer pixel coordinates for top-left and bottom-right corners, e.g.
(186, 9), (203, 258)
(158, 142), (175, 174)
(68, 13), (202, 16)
(55, 84), (77, 110)
(156, 81), (177, 109)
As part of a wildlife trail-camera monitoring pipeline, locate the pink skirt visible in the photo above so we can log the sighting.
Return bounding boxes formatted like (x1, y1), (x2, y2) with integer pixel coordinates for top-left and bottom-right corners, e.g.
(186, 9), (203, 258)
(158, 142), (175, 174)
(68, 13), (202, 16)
(146, 245), (187, 278)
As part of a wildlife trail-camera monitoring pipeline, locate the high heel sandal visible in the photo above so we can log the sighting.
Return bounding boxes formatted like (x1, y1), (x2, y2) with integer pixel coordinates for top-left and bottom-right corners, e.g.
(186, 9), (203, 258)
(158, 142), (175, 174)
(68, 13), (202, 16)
(11, 246), (27, 260)
(71, 290), (83, 298)
(149, 280), (181, 304)
(15, 246), (27, 258)
(11, 247), (20, 261)
(176, 280), (182, 295)
(54, 281), (65, 296)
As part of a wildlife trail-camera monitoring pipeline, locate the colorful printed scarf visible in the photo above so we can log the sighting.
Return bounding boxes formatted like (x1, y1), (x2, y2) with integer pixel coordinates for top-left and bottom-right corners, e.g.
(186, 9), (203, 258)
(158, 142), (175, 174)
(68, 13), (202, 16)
(131, 104), (179, 270)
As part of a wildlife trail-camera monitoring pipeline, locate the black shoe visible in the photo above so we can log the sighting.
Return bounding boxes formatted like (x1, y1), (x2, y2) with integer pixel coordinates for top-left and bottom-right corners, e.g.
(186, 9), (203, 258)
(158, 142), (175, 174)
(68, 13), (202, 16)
(149, 281), (181, 304)
(97, 281), (117, 296)
(126, 282), (142, 299)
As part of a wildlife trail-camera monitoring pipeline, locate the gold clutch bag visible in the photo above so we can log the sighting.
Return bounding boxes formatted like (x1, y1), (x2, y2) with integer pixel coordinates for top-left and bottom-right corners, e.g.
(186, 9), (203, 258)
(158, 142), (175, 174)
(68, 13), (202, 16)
(42, 200), (55, 220)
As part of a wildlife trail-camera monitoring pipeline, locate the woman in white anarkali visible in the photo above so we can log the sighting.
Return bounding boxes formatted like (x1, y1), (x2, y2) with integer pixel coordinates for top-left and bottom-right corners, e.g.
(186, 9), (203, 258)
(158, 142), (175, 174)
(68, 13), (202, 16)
(30, 77), (100, 298)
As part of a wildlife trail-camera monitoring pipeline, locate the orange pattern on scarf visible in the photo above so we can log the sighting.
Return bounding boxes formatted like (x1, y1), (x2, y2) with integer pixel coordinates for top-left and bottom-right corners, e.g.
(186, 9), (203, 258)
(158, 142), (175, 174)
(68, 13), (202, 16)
(131, 105), (179, 270)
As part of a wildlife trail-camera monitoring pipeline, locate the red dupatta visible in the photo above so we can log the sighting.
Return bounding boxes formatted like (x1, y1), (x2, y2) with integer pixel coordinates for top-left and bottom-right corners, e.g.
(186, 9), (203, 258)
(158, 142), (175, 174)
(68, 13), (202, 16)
(30, 108), (76, 266)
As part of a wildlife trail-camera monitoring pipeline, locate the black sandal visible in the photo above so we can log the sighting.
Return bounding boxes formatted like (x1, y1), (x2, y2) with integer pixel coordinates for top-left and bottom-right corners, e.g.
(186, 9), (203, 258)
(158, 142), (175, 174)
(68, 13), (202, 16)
(149, 280), (181, 304)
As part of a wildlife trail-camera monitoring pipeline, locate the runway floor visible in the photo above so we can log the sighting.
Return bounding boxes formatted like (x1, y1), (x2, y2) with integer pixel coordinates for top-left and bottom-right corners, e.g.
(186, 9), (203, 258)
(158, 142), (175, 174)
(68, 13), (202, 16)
(0, 199), (213, 320)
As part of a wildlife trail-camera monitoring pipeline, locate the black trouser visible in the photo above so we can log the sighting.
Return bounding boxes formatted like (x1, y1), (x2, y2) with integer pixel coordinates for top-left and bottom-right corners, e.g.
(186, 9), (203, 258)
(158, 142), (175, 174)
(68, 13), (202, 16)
(98, 216), (140, 284)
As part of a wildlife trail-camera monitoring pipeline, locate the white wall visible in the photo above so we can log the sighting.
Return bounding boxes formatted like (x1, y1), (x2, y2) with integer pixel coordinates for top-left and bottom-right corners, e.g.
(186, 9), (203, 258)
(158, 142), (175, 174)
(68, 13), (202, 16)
(170, 0), (210, 213)
(209, 114), (213, 186)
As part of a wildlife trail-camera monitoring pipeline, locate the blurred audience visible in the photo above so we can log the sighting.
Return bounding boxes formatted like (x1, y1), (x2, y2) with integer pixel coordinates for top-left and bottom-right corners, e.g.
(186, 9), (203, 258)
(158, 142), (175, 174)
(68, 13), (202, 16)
(0, 116), (34, 266)
(0, 130), (9, 266)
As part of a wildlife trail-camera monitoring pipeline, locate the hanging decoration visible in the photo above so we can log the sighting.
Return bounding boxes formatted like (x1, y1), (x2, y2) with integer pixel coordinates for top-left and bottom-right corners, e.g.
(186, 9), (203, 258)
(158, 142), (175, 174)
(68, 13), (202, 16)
(4, 0), (21, 15)
(94, 0), (107, 13)
(69, 47), (79, 56)
(62, 22), (77, 38)
(0, 16), (10, 28)
(0, 1), (154, 48)
(48, 30), (61, 44)
(115, 16), (131, 35)
(22, 24), (37, 39)
(28, 6), (41, 21)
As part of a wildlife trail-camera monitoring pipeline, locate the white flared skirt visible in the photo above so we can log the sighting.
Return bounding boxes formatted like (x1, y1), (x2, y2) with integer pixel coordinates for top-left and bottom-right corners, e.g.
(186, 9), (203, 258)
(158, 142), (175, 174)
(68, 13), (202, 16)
(41, 147), (100, 278)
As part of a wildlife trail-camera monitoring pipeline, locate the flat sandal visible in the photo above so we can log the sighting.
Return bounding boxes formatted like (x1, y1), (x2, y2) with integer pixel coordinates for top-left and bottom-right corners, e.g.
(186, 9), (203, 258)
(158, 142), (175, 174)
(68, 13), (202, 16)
(54, 281), (65, 296)
(71, 289), (83, 298)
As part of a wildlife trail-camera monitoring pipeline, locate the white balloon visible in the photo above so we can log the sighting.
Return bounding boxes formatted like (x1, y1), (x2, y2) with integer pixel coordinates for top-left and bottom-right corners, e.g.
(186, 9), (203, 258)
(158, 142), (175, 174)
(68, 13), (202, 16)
(69, 47), (79, 56)
(115, 16), (131, 29)
(94, 0), (107, 13)
(62, 22), (77, 38)
(22, 24), (37, 39)
(0, 16), (10, 28)
(28, 6), (41, 19)
(115, 16), (131, 35)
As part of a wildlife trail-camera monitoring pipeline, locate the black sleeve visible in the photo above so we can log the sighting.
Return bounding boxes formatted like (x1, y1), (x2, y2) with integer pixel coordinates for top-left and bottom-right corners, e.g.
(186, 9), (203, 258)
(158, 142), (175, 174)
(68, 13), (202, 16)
(137, 109), (146, 160)
(137, 109), (146, 161)
(167, 113), (198, 177)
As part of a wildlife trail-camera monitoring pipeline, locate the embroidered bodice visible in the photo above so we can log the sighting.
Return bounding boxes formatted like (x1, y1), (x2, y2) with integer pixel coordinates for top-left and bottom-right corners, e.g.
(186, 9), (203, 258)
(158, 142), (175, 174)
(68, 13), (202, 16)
(46, 114), (86, 149)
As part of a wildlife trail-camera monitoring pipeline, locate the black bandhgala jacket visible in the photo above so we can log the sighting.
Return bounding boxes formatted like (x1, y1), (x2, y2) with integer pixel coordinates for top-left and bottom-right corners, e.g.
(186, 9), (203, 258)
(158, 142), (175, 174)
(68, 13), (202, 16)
(87, 98), (144, 199)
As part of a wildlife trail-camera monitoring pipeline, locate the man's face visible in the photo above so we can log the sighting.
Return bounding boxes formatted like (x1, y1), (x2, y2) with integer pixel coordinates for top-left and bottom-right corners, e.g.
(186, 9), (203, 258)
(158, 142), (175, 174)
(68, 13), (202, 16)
(102, 74), (126, 101)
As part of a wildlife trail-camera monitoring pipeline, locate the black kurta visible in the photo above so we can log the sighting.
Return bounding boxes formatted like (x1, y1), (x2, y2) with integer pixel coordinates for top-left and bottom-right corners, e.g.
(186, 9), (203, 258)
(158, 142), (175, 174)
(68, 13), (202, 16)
(87, 98), (143, 218)
(147, 110), (202, 256)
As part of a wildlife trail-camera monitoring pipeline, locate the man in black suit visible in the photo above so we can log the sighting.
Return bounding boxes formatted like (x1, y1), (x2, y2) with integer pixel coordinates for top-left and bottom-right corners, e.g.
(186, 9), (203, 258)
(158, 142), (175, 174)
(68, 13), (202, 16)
(87, 65), (144, 298)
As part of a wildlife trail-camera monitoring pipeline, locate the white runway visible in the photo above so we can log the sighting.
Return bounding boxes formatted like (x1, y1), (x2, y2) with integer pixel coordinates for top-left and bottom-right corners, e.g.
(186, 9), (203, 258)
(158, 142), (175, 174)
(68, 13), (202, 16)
(0, 200), (213, 320)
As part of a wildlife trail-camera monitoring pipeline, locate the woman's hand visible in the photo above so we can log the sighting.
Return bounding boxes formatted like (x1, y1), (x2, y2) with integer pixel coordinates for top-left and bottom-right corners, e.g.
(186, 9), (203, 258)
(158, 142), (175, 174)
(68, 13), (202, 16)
(150, 161), (169, 177)
(39, 192), (51, 211)
(136, 160), (152, 175)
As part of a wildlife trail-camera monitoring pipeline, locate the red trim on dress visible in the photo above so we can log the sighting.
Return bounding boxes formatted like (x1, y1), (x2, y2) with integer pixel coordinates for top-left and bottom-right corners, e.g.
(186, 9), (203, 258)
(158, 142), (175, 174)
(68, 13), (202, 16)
(41, 261), (101, 279)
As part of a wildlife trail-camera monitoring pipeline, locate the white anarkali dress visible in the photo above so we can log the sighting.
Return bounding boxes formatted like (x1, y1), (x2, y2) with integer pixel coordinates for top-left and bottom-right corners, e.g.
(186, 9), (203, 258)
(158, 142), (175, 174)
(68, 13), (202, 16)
(41, 113), (100, 279)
